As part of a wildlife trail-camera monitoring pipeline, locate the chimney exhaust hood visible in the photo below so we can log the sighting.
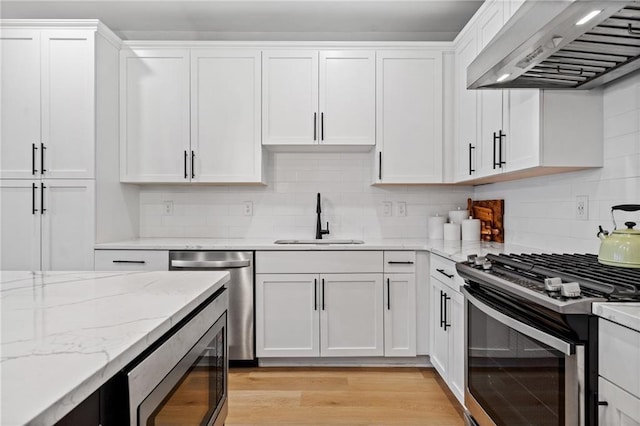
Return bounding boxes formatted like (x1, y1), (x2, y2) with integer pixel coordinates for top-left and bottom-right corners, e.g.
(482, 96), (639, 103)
(468, 0), (640, 90)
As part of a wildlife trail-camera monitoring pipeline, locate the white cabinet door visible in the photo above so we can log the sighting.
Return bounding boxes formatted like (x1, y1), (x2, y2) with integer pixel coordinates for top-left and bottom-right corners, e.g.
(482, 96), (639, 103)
(599, 377), (640, 426)
(0, 30), (41, 179)
(448, 289), (465, 405)
(384, 274), (417, 357)
(0, 180), (41, 270)
(256, 274), (320, 357)
(504, 89), (541, 172)
(454, 31), (479, 182)
(262, 50), (318, 145)
(41, 180), (95, 271)
(319, 51), (375, 146)
(376, 51), (443, 183)
(41, 30), (95, 179)
(320, 273), (384, 357)
(191, 50), (262, 183)
(120, 49), (190, 182)
(430, 278), (449, 379)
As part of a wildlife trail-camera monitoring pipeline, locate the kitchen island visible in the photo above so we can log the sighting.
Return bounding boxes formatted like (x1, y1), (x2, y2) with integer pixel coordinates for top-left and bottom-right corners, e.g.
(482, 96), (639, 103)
(0, 270), (229, 426)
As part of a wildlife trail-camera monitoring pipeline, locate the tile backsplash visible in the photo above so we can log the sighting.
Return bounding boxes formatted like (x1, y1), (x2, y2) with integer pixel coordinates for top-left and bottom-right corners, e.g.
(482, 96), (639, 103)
(474, 73), (640, 253)
(139, 152), (473, 240)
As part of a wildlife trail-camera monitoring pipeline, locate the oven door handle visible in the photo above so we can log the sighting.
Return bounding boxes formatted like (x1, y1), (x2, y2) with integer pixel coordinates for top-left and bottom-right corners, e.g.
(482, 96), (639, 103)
(462, 287), (574, 355)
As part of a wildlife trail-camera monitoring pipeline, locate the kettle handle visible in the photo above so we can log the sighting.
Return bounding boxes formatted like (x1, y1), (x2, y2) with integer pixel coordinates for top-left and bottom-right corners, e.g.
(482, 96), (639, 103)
(611, 205), (640, 230)
(612, 204), (640, 212)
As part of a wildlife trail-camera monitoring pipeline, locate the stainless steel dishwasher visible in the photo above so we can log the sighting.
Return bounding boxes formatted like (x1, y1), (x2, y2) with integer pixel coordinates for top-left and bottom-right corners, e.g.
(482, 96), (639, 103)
(169, 251), (255, 365)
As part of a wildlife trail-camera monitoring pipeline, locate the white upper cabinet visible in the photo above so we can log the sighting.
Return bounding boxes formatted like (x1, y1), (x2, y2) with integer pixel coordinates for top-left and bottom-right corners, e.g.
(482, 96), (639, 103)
(375, 51), (443, 184)
(120, 49), (191, 182)
(191, 50), (263, 183)
(262, 50), (375, 147)
(319, 51), (375, 146)
(1, 29), (95, 179)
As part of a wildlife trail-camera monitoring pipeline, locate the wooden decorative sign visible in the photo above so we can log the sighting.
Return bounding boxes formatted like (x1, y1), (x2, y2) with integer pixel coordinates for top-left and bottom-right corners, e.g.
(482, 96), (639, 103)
(467, 198), (504, 243)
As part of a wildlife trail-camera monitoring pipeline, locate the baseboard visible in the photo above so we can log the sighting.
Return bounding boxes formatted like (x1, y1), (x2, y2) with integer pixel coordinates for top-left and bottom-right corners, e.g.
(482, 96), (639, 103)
(258, 355), (431, 367)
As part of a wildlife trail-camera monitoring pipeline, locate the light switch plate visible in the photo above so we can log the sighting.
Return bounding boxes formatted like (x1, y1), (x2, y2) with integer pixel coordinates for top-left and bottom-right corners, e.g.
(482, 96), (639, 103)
(382, 201), (392, 217)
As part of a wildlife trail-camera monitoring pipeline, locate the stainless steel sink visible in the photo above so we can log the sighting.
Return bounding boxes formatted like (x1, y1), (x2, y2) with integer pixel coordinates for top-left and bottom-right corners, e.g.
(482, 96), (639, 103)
(274, 239), (365, 245)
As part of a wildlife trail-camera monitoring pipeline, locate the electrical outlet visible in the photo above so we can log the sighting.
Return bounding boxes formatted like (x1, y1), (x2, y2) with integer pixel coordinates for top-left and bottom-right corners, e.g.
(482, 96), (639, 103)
(397, 201), (407, 217)
(162, 200), (173, 216)
(243, 201), (253, 216)
(382, 201), (392, 217)
(576, 195), (588, 220)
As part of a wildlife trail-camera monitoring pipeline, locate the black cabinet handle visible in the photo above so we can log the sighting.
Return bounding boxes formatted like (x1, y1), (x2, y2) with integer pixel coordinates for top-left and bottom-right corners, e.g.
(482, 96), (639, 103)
(443, 293), (451, 331)
(388, 261), (414, 265)
(492, 132), (498, 170)
(469, 143), (475, 175)
(314, 278), (318, 311)
(191, 151), (195, 179)
(112, 260), (146, 264)
(40, 182), (46, 214)
(498, 130), (506, 168)
(322, 278), (325, 310)
(32, 183), (37, 214)
(32, 143), (38, 175)
(378, 152), (382, 180)
(439, 290), (445, 328)
(598, 401), (608, 406)
(321, 112), (324, 141)
(436, 268), (454, 279)
(387, 278), (391, 310)
(40, 143), (46, 174)
(313, 112), (317, 141)
(183, 150), (188, 179)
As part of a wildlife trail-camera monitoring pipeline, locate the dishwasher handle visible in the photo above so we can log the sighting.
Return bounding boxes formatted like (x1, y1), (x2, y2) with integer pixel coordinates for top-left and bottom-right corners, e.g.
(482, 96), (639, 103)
(171, 259), (251, 269)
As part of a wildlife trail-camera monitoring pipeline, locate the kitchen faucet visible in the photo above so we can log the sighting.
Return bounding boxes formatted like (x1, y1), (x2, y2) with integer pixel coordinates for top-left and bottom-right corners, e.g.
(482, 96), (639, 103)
(315, 193), (330, 239)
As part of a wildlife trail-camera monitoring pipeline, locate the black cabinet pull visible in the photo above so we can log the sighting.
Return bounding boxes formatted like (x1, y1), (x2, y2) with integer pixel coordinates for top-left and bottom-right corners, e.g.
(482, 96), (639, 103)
(492, 132), (498, 170)
(388, 261), (414, 265)
(314, 278), (318, 311)
(443, 293), (451, 331)
(313, 113), (317, 141)
(112, 260), (146, 264)
(469, 143), (475, 175)
(321, 112), (324, 141)
(191, 150), (195, 179)
(387, 278), (391, 310)
(322, 278), (325, 310)
(184, 151), (188, 179)
(378, 152), (382, 180)
(40, 143), (46, 174)
(32, 183), (37, 214)
(436, 268), (454, 279)
(439, 290), (445, 328)
(32, 143), (38, 175)
(498, 130), (506, 168)
(598, 401), (608, 406)
(40, 182), (46, 214)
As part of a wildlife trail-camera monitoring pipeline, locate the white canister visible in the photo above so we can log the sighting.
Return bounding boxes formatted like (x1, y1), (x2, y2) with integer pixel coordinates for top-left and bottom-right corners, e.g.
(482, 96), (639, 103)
(462, 217), (481, 241)
(444, 222), (461, 241)
(428, 215), (446, 239)
(449, 207), (469, 225)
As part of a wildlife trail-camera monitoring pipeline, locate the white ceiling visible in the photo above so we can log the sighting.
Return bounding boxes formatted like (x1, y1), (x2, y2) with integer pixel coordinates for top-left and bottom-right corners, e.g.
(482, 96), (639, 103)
(0, 0), (484, 41)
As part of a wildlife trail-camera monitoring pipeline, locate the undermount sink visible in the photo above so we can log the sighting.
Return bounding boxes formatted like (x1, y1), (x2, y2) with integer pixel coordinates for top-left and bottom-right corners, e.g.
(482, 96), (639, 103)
(274, 239), (365, 245)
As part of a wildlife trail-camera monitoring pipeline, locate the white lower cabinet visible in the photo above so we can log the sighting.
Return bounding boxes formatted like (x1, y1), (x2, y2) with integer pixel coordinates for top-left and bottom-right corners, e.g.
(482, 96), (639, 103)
(0, 179), (95, 270)
(599, 377), (640, 426)
(94, 250), (169, 271)
(384, 273), (417, 357)
(429, 254), (465, 404)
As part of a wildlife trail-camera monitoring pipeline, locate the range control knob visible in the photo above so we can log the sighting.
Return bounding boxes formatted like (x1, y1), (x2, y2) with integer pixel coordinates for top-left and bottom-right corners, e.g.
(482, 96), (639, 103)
(561, 282), (581, 298)
(474, 256), (486, 266)
(544, 277), (562, 292)
(482, 261), (493, 271)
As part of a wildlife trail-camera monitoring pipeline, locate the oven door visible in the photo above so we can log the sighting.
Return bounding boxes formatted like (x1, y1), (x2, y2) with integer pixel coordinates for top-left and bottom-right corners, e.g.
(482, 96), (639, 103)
(128, 289), (228, 426)
(462, 286), (584, 426)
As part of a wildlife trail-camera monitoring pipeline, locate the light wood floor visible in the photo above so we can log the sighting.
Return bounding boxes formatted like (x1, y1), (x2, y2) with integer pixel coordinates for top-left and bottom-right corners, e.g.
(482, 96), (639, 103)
(226, 367), (464, 426)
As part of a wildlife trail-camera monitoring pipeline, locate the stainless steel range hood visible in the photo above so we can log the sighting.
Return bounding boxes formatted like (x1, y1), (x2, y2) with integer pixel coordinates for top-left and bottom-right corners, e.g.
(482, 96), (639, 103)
(468, 0), (640, 89)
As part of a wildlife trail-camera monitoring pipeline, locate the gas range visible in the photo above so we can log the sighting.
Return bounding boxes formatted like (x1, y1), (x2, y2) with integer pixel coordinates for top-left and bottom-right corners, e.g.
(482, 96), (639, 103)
(456, 253), (640, 314)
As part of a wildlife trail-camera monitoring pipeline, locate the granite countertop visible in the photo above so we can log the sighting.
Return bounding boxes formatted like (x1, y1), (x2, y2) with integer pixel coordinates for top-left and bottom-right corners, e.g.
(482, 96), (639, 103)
(94, 238), (548, 262)
(0, 270), (230, 426)
(593, 302), (640, 332)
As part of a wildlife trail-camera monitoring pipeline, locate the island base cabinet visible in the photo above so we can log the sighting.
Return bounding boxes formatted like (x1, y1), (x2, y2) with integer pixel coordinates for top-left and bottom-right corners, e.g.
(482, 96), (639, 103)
(599, 377), (640, 426)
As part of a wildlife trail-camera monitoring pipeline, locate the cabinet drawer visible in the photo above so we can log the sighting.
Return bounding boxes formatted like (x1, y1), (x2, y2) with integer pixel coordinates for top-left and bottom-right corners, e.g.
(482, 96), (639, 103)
(94, 250), (169, 271)
(384, 251), (416, 273)
(598, 377), (640, 425)
(256, 251), (383, 274)
(430, 253), (463, 293)
(599, 319), (640, 398)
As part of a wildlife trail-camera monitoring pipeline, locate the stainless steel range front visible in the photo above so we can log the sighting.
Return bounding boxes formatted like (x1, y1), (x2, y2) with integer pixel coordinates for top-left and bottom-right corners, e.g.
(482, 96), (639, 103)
(457, 253), (640, 426)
